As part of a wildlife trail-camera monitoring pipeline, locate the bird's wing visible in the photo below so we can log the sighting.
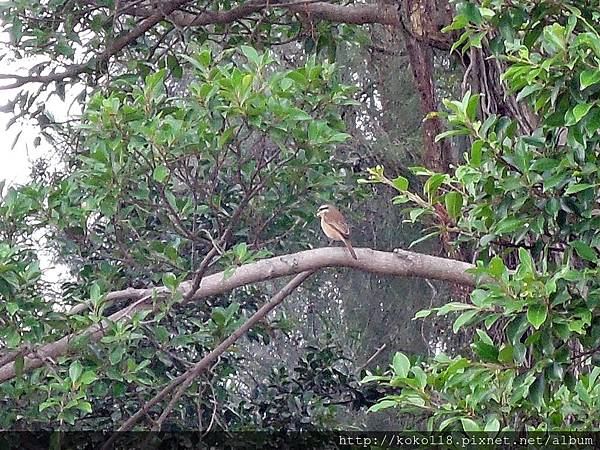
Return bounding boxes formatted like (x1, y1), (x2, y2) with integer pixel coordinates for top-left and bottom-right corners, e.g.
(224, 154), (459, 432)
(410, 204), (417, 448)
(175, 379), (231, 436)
(326, 210), (351, 238)
(330, 221), (350, 238)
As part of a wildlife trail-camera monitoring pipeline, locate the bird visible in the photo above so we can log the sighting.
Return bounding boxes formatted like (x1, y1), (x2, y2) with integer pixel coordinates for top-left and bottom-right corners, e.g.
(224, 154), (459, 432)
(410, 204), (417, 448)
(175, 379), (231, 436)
(316, 204), (358, 260)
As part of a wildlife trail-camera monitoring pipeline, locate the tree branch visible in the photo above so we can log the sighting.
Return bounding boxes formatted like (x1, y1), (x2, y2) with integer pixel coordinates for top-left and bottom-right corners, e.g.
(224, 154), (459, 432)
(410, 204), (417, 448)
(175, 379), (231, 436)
(0, 1), (401, 90)
(0, 247), (475, 383)
(0, 0), (195, 90)
(103, 270), (314, 439)
(125, 0), (400, 27)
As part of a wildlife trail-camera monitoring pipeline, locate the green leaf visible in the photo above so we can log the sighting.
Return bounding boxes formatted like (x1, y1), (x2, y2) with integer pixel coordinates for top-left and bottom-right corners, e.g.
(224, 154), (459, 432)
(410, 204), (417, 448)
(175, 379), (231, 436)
(39, 400), (58, 412)
(240, 46), (261, 65)
(233, 242), (248, 260)
(484, 417), (500, 432)
(76, 401), (93, 414)
(488, 256), (505, 279)
(529, 374), (545, 409)
(580, 69), (600, 90)
(6, 302), (18, 316)
(513, 342), (527, 364)
(411, 366), (427, 389)
(413, 309), (432, 319)
(439, 417), (459, 430)
(570, 240), (597, 261)
(212, 308), (226, 326)
(495, 217), (524, 234)
(453, 310), (478, 333)
(474, 341), (499, 362)
(90, 283), (102, 301)
(368, 400), (397, 412)
(572, 103), (593, 124)
(69, 361), (83, 383)
(530, 158), (559, 172)
(330, 132), (351, 143)
(516, 84), (542, 102)
(392, 176), (409, 191)
(109, 346), (126, 365)
(589, 367), (600, 387)
(444, 191), (463, 220)
(423, 174), (447, 198)
(79, 370), (98, 385)
(438, 302), (476, 315)
(527, 304), (548, 330)
(466, 92), (481, 120)
(6, 329), (21, 348)
(518, 248), (535, 275)
(565, 183), (594, 194)
(162, 272), (178, 291)
(585, 108), (600, 134)
(462, 3), (483, 25)
(392, 352), (410, 378)
(461, 418), (481, 432)
(408, 231), (441, 248)
(498, 345), (514, 364)
(435, 128), (469, 142)
(476, 329), (494, 345)
(360, 375), (390, 383)
(543, 23), (566, 53)
(153, 165), (169, 183)
(55, 41), (74, 57)
(576, 381), (592, 405)
(392, 195), (410, 205)
(470, 140), (483, 166)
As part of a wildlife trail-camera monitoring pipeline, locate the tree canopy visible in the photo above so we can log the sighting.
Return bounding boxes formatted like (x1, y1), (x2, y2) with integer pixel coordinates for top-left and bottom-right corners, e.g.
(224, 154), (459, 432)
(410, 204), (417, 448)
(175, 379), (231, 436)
(1, 0), (600, 438)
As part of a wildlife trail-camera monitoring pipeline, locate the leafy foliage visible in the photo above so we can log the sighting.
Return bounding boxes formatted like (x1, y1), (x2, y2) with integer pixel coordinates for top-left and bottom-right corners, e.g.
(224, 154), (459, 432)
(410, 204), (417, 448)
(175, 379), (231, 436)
(363, 0), (600, 431)
(0, 46), (360, 429)
(240, 342), (357, 430)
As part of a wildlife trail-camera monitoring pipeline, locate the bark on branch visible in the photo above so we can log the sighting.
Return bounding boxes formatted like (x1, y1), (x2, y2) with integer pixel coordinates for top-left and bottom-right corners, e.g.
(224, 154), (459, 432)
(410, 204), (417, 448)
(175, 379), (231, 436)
(118, 0), (399, 27)
(0, 247), (475, 383)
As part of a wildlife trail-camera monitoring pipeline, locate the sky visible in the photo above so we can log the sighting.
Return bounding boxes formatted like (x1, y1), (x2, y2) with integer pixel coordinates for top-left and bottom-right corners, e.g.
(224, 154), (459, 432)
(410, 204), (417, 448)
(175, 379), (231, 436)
(0, 30), (47, 186)
(0, 28), (85, 188)
(0, 91), (36, 186)
(0, 31), (75, 280)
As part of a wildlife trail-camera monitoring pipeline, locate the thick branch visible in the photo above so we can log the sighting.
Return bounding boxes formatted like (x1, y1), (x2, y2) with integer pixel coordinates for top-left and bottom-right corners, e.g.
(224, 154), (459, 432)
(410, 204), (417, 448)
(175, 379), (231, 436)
(0, 247), (475, 383)
(126, 1), (400, 27)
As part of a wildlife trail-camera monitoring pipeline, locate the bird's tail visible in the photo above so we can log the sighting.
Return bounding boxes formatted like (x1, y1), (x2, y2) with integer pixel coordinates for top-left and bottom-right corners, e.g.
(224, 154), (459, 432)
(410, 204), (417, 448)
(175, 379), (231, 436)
(343, 238), (358, 260)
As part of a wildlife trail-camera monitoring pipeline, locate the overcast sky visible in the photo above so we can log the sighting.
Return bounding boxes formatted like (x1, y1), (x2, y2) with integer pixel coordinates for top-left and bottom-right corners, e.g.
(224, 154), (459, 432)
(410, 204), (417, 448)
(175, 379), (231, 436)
(1, 28), (85, 188)
(0, 91), (33, 186)
(0, 30), (43, 186)
(0, 30), (75, 280)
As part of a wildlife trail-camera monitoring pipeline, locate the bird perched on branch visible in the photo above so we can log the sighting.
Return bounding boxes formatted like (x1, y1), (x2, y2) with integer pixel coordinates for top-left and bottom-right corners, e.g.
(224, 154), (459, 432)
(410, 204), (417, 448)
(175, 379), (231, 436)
(316, 204), (357, 260)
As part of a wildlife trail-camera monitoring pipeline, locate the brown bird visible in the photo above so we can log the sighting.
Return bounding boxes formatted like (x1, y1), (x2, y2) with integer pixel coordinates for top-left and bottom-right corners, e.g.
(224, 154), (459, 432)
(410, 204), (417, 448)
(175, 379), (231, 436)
(316, 204), (357, 260)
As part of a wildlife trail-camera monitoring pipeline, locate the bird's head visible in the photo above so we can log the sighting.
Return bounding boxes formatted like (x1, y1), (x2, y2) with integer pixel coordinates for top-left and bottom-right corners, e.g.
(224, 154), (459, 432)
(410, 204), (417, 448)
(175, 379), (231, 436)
(316, 204), (332, 218)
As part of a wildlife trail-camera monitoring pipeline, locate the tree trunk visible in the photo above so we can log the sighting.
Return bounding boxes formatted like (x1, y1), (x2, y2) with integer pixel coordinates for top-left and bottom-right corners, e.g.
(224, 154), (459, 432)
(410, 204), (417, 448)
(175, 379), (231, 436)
(399, 0), (454, 172)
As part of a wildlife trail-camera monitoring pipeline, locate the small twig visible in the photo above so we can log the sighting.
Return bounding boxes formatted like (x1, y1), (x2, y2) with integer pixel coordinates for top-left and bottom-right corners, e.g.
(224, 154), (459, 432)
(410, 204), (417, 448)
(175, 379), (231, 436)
(113, 0), (122, 33)
(202, 377), (218, 435)
(422, 279), (438, 357)
(356, 343), (387, 373)
(491, 240), (564, 252)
